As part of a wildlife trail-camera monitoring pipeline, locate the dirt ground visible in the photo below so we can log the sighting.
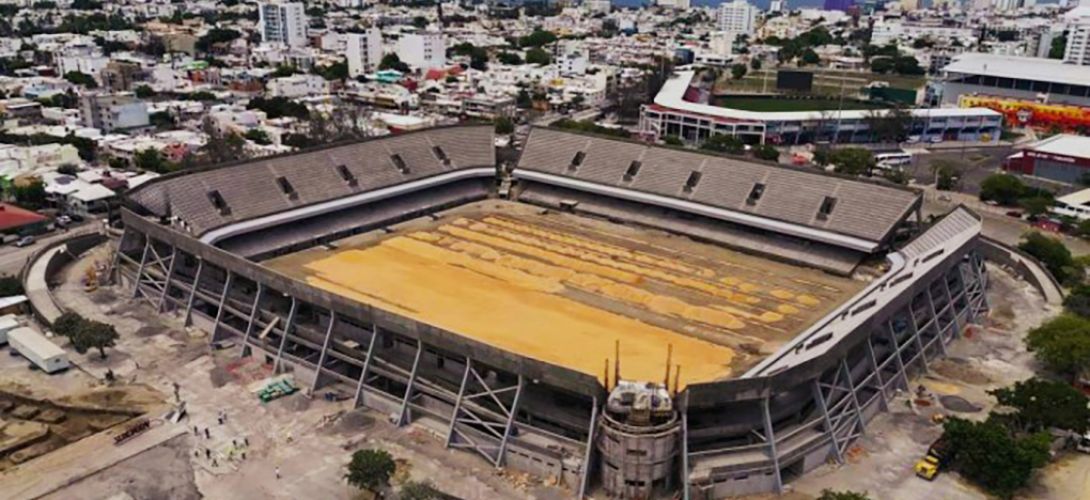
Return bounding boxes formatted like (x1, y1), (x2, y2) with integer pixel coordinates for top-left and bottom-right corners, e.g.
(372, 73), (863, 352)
(39, 433), (202, 500)
(266, 200), (859, 386)
(788, 265), (1090, 500)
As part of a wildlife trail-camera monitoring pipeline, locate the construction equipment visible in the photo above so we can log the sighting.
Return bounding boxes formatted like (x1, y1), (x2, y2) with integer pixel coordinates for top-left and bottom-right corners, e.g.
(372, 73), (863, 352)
(914, 437), (952, 480)
(258, 377), (297, 403)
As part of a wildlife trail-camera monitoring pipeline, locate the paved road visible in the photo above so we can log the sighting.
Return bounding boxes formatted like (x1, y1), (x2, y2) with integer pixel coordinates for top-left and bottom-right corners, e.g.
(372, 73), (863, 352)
(921, 187), (1090, 256)
(0, 221), (104, 277)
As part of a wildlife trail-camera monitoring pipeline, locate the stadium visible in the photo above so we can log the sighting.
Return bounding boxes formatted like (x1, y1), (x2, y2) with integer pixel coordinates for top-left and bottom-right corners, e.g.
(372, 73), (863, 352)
(110, 124), (989, 499)
(640, 69), (1004, 146)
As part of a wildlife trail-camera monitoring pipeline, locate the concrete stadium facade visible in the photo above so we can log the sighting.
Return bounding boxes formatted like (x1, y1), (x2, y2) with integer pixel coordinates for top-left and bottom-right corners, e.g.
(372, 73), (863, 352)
(110, 125), (989, 499)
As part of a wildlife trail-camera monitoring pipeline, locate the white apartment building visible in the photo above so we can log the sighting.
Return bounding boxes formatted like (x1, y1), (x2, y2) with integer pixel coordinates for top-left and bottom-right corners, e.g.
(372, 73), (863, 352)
(586, 0), (611, 14)
(1065, 8), (1090, 65)
(267, 74), (327, 98)
(716, 0), (758, 36)
(259, 0), (307, 48)
(396, 32), (446, 71)
(657, 0), (692, 8)
(346, 29), (383, 78)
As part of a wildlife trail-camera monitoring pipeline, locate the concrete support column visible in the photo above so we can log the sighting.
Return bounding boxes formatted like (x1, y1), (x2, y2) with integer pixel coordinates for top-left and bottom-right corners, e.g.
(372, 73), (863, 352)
(273, 297), (298, 372)
(887, 322), (911, 391)
(210, 271), (233, 343)
(183, 258), (203, 327)
(495, 375), (524, 468)
(812, 378), (844, 464)
(840, 359), (866, 436)
(445, 358), (472, 448)
(240, 283), (265, 357)
(130, 239), (151, 299)
(923, 287), (948, 357)
(761, 396), (783, 494)
(395, 341), (423, 427)
(311, 310), (337, 393)
(578, 396), (598, 499)
(352, 325), (379, 409)
(156, 246), (178, 313)
(864, 337), (889, 411)
(107, 228), (129, 285)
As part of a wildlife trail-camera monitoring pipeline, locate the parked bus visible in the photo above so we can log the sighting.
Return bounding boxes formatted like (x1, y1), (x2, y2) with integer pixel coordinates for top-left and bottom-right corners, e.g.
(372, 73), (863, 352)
(875, 151), (913, 170)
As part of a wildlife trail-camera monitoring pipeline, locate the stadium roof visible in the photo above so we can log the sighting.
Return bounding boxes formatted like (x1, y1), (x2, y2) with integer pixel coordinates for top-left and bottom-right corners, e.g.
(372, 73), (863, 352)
(654, 71), (1000, 122)
(943, 53), (1090, 88)
(515, 128), (920, 251)
(126, 126), (496, 237)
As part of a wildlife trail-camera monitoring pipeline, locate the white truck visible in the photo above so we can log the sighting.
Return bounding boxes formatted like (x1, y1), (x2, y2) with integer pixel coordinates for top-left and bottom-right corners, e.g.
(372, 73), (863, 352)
(7, 326), (69, 373)
(0, 314), (20, 344)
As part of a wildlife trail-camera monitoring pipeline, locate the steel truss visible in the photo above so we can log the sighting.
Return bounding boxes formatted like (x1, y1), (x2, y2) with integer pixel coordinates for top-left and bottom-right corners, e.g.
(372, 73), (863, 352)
(681, 253), (989, 498)
(445, 358), (525, 467)
(114, 231), (598, 499)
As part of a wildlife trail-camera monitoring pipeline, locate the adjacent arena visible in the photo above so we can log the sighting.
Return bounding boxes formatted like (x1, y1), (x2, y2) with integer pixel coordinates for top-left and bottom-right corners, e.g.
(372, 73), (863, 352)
(111, 125), (990, 499)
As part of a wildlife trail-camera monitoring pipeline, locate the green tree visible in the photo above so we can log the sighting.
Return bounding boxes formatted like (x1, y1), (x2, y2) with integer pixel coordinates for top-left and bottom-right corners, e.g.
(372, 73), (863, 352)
(53, 312), (84, 337)
(196, 28), (241, 54)
(244, 128), (271, 145)
(63, 71), (97, 88)
(1064, 283), (1090, 317)
(1050, 34), (1067, 60)
(520, 29), (557, 48)
(344, 449), (396, 492)
(828, 148), (875, 176)
(69, 319), (119, 359)
(662, 135), (684, 146)
(516, 89), (532, 109)
(1018, 231), (1076, 284)
(526, 48), (551, 65)
(13, 179), (46, 209)
(271, 65), (297, 78)
(980, 174), (1026, 205)
(930, 160), (961, 191)
(56, 163), (79, 176)
(730, 63), (747, 80)
(134, 148), (172, 173)
(701, 134), (744, 154)
(990, 377), (1090, 434)
(134, 84), (155, 99)
(494, 116), (514, 134)
(800, 48), (820, 66)
(150, 111), (175, 129)
(753, 144), (779, 161)
(497, 52), (522, 65)
(0, 275), (23, 296)
(247, 96), (309, 120)
(378, 53), (410, 73)
(1026, 314), (1090, 380)
(817, 490), (873, 500)
(750, 58), (762, 70)
(1019, 196), (1054, 218)
(942, 417), (1051, 499)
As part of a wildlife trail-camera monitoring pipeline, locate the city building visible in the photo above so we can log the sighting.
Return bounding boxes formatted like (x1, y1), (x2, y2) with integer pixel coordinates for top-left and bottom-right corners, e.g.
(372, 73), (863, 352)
(79, 93), (150, 133)
(1005, 134), (1090, 185)
(658, 0), (692, 8)
(1065, 8), (1090, 65)
(942, 53), (1090, 107)
(397, 32), (447, 71)
(259, 0), (308, 48)
(716, 0), (758, 36)
(346, 29), (383, 78)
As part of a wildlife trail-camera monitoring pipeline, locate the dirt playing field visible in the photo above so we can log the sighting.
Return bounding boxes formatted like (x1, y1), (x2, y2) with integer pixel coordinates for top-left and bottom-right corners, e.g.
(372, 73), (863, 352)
(265, 201), (860, 388)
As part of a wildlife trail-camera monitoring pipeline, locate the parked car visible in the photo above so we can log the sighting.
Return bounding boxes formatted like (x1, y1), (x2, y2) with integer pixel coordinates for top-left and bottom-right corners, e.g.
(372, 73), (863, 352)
(14, 236), (35, 247)
(1005, 210), (1024, 219)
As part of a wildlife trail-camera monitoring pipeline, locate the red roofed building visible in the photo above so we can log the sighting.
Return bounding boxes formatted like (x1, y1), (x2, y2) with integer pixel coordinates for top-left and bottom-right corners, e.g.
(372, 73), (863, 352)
(0, 203), (48, 235)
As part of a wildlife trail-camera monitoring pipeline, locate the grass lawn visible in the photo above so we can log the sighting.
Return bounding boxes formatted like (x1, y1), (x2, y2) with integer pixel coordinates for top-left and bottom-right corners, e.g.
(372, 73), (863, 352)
(711, 96), (889, 112)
